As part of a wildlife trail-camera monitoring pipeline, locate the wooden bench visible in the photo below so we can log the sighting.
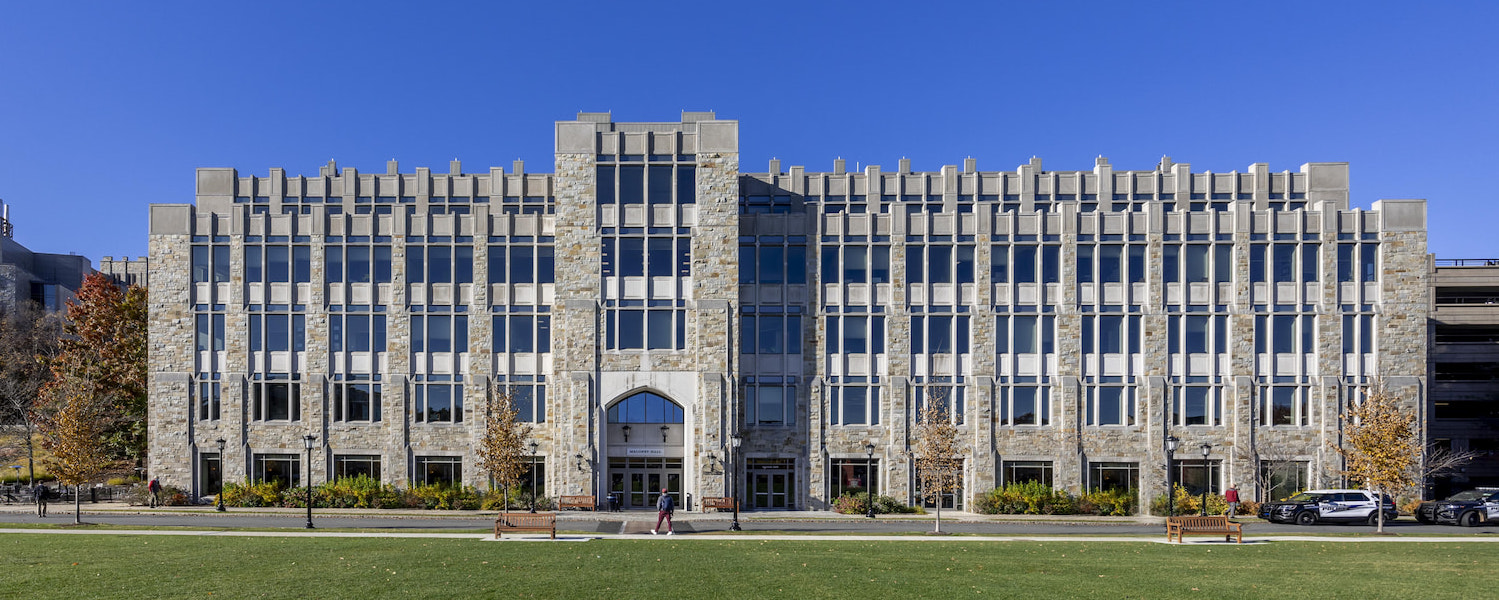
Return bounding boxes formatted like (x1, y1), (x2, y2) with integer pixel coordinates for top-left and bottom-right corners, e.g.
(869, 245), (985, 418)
(701, 497), (737, 512)
(1166, 515), (1243, 544)
(558, 495), (595, 511)
(493, 512), (556, 539)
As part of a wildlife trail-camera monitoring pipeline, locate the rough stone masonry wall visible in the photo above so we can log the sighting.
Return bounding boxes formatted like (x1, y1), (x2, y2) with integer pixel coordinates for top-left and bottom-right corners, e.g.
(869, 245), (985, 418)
(691, 150), (739, 499)
(552, 152), (599, 497)
(147, 231), (194, 488)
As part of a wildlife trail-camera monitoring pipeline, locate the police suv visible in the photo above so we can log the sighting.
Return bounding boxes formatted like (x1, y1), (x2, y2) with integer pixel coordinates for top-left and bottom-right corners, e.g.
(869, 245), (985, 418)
(1414, 488), (1499, 527)
(1257, 489), (1398, 525)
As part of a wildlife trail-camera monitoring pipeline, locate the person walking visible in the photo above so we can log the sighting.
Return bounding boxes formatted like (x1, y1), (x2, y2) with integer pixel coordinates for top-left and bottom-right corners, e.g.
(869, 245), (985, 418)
(651, 488), (675, 535)
(33, 482), (48, 517)
(1225, 483), (1240, 518)
(148, 477), (162, 508)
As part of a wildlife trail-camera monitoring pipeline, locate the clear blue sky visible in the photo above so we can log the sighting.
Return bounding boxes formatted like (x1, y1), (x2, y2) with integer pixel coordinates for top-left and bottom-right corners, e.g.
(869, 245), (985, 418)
(2, 1), (1496, 262)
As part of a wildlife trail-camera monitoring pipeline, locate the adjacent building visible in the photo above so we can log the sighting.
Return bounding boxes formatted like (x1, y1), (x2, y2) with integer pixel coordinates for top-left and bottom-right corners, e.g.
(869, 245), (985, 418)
(0, 198), (111, 313)
(1429, 261), (1499, 495)
(146, 112), (1430, 510)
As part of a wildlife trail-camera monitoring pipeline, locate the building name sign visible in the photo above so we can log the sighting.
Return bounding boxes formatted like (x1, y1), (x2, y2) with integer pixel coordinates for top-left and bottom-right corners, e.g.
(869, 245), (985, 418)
(626, 447), (666, 457)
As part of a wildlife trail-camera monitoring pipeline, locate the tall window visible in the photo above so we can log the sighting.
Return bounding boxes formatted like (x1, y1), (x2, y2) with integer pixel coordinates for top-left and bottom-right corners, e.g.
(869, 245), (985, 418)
(828, 377), (880, 426)
(906, 239), (976, 285)
(245, 243), (311, 285)
(496, 376), (546, 423)
(826, 315), (887, 356)
(195, 375), (221, 421)
(740, 313), (803, 356)
(820, 242), (891, 285)
(252, 454), (300, 487)
(1171, 460), (1222, 495)
(1259, 460), (1309, 501)
(335, 455), (381, 480)
(1173, 380), (1223, 426)
(830, 458), (878, 498)
(411, 313), (469, 354)
(604, 300), (687, 350)
(405, 241), (474, 286)
(1085, 381), (1135, 426)
(1260, 384), (1309, 426)
(331, 375), (381, 422)
(1002, 461), (1053, 486)
(325, 243), (393, 285)
(488, 238), (556, 285)
(999, 382), (1050, 426)
(1087, 462), (1138, 492)
(913, 377), (964, 424)
(494, 314), (551, 354)
(414, 456), (462, 487)
(413, 375), (463, 423)
(251, 374), (300, 421)
(740, 236), (808, 285)
(747, 381), (795, 426)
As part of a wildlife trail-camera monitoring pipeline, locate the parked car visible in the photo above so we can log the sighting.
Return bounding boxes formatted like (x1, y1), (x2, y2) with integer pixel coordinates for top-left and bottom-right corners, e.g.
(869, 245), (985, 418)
(1258, 489), (1398, 525)
(1415, 488), (1499, 526)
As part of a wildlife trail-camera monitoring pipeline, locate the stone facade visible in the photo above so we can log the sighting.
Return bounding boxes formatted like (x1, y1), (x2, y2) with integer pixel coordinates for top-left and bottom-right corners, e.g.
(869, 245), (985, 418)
(146, 113), (1430, 512)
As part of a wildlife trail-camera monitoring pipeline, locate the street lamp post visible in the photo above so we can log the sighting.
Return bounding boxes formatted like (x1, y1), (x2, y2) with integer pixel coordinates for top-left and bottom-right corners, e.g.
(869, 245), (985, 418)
(864, 443), (876, 519)
(302, 434), (316, 529)
(730, 433), (742, 531)
(1165, 436), (1180, 516)
(528, 441), (539, 513)
(1199, 443), (1212, 517)
(214, 439), (226, 512)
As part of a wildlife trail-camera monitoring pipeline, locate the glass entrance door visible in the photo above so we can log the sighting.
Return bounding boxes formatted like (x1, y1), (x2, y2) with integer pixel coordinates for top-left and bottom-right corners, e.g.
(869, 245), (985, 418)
(751, 471), (792, 509)
(746, 458), (796, 510)
(609, 458), (682, 509)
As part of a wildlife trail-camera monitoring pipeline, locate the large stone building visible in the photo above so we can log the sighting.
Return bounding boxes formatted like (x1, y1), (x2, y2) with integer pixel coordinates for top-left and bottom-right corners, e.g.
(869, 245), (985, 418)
(146, 112), (1430, 510)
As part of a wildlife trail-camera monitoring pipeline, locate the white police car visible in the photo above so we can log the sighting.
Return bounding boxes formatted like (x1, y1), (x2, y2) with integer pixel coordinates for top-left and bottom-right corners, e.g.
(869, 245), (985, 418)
(1257, 489), (1398, 525)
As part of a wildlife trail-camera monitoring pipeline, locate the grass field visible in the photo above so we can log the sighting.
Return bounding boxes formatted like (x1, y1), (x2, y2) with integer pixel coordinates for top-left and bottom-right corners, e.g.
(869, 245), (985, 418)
(2, 534), (1492, 599)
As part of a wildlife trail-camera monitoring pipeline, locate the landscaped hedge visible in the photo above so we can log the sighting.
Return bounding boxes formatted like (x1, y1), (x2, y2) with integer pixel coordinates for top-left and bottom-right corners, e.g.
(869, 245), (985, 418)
(1147, 484), (1230, 516)
(972, 482), (1139, 516)
(831, 492), (923, 515)
(218, 476), (542, 510)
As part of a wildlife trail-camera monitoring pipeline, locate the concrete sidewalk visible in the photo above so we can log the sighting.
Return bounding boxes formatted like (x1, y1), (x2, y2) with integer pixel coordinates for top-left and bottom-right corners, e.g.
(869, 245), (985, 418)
(3, 527), (1494, 544)
(0, 499), (1170, 525)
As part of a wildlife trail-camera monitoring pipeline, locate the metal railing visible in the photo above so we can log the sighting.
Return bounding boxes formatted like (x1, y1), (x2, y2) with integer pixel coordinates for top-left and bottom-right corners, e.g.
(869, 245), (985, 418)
(1435, 258), (1499, 267)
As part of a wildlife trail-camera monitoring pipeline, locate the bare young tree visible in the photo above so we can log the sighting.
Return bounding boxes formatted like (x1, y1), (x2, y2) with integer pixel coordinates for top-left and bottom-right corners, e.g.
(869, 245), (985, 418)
(0, 304), (62, 485)
(914, 400), (962, 534)
(1332, 383), (1421, 533)
(1416, 444), (1483, 498)
(34, 368), (115, 524)
(475, 386), (533, 511)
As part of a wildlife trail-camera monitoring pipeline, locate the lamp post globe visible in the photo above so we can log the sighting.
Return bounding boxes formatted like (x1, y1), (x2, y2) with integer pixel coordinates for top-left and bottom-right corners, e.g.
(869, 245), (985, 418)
(864, 443), (876, 519)
(302, 434), (316, 529)
(730, 433), (743, 531)
(214, 438), (227, 512)
(1199, 443), (1212, 516)
(1165, 435), (1180, 516)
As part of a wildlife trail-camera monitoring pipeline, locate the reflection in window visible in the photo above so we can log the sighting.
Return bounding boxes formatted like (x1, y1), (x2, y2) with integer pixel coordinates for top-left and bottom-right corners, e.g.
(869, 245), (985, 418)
(606, 391), (685, 423)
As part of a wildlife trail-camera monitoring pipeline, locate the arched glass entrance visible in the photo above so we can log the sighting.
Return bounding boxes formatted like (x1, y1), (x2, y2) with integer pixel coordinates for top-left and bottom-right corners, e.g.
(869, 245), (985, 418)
(606, 391), (685, 509)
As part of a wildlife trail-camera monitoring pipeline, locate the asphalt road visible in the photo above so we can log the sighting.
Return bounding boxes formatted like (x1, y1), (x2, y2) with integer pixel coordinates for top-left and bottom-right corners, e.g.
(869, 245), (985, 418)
(3, 509), (1497, 537)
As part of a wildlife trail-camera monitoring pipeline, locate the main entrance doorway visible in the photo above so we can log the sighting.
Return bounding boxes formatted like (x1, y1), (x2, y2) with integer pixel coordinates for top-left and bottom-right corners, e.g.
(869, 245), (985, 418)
(608, 458), (683, 509)
(605, 391), (686, 509)
(747, 458), (795, 510)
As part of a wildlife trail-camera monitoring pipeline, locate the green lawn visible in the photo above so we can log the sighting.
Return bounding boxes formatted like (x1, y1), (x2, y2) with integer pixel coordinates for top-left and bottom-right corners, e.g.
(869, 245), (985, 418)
(1, 535), (1492, 599)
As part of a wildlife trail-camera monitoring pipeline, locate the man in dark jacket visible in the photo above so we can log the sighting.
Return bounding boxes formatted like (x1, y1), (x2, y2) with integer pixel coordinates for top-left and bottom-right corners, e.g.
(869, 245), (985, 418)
(651, 488), (675, 535)
(33, 482), (48, 517)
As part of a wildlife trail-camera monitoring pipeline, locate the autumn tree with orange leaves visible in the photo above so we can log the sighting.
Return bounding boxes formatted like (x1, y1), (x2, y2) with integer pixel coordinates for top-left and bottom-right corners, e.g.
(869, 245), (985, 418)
(43, 273), (147, 462)
(476, 387), (533, 509)
(34, 367), (115, 523)
(1333, 384), (1420, 533)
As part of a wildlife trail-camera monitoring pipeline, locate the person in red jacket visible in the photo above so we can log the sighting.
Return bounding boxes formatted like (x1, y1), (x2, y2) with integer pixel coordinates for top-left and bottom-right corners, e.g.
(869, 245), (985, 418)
(1225, 483), (1240, 518)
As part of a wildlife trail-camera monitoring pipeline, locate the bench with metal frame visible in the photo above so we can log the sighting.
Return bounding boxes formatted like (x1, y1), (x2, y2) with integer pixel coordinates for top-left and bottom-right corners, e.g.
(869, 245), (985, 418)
(1165, 515), (1243, 543)
(493, 512), (556, 539)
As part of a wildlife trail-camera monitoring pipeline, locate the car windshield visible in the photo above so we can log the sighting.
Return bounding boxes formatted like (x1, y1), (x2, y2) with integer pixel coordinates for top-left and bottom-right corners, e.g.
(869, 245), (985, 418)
(1286, 492), (1323, 502)
(1445, 490), (1489, 502)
